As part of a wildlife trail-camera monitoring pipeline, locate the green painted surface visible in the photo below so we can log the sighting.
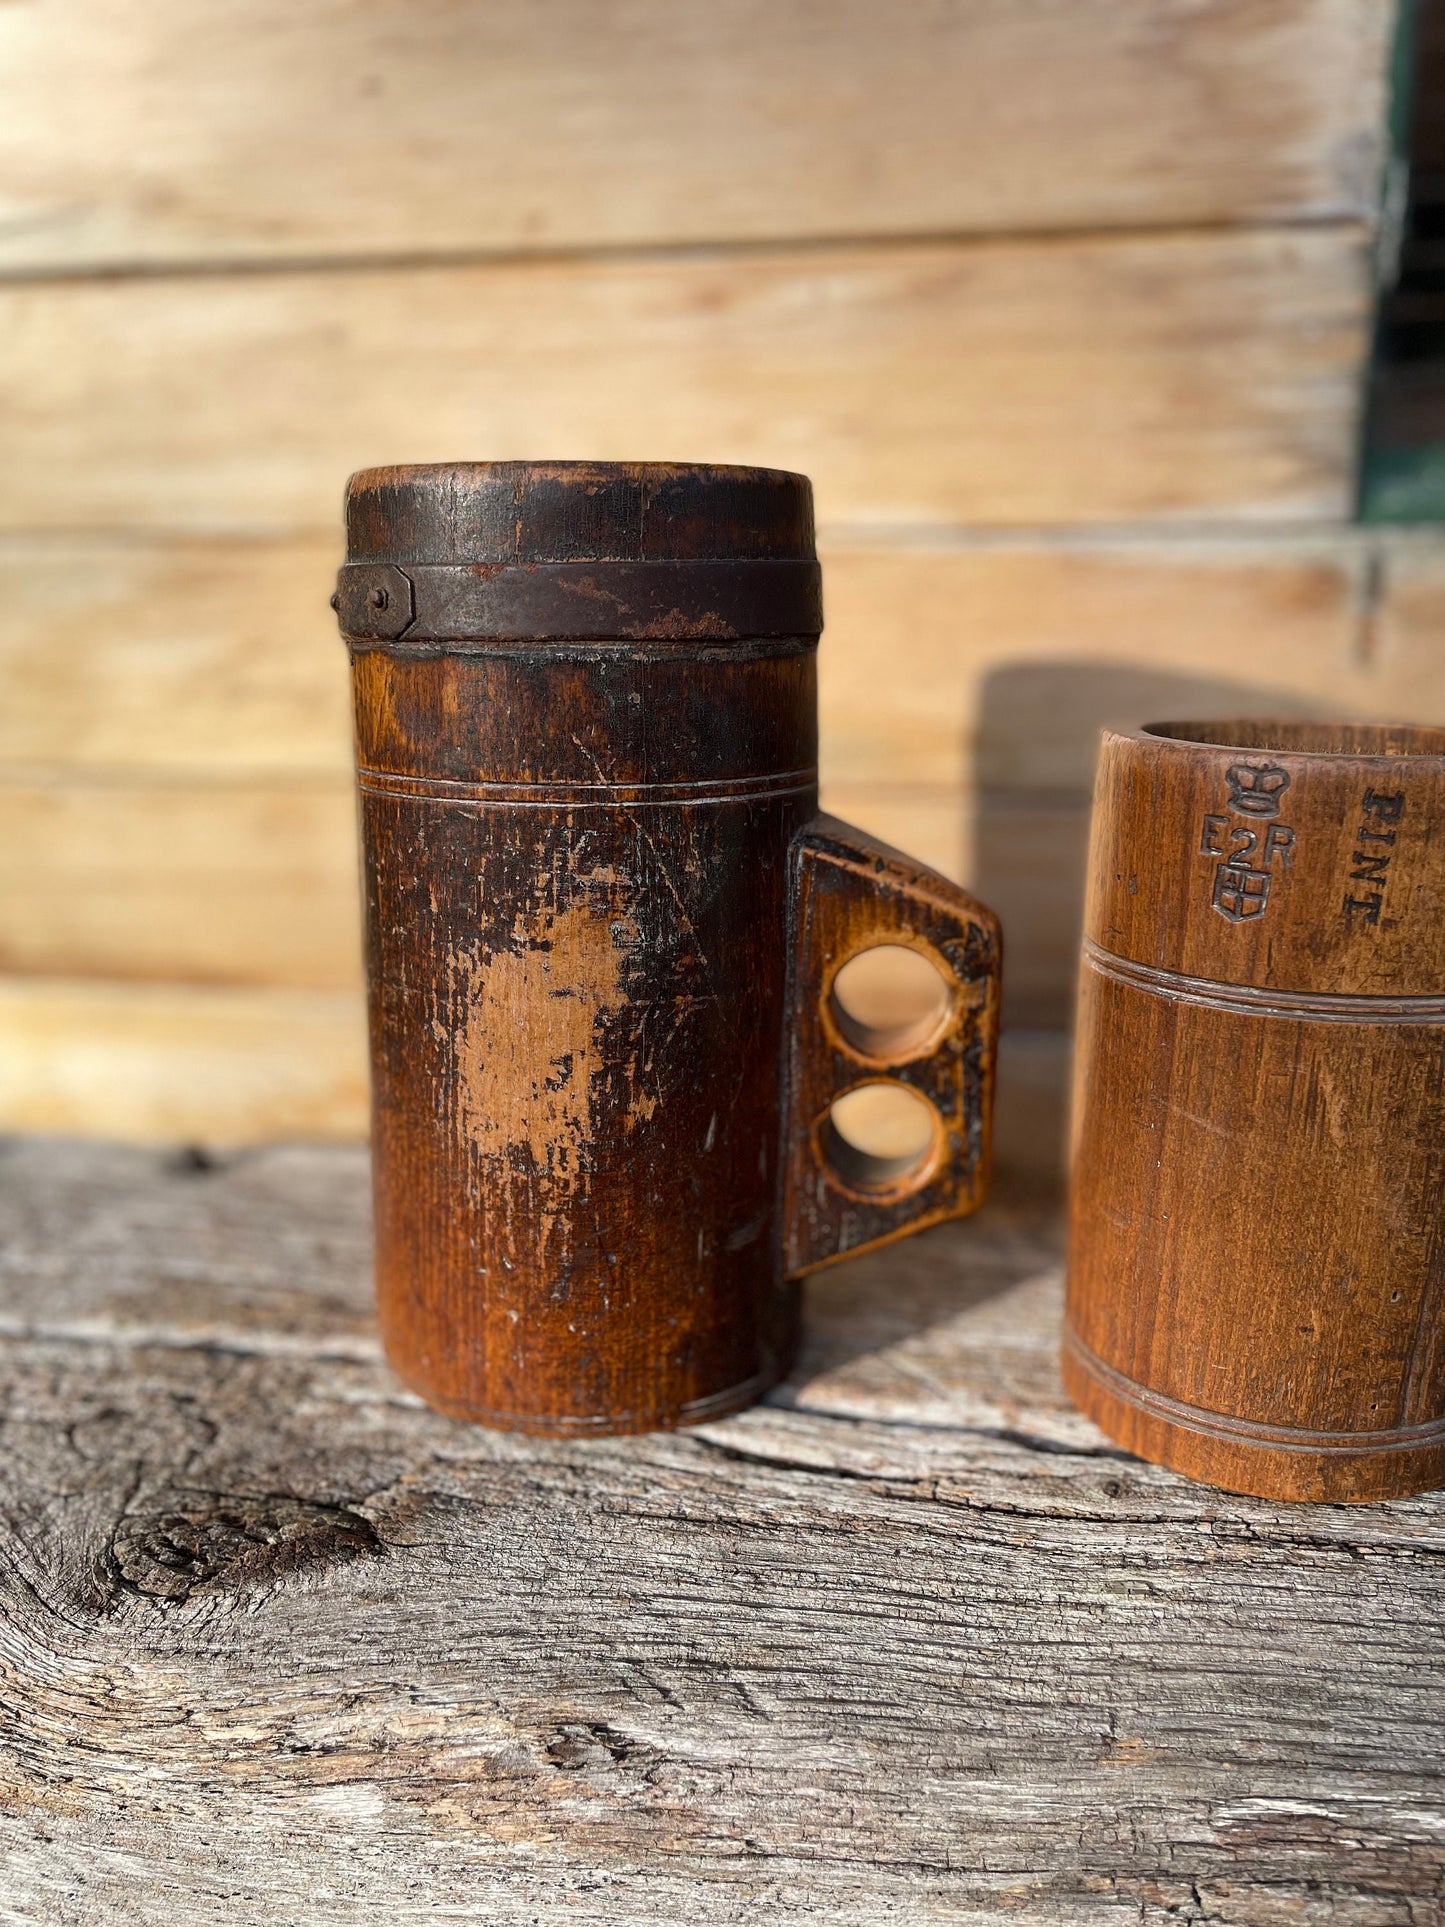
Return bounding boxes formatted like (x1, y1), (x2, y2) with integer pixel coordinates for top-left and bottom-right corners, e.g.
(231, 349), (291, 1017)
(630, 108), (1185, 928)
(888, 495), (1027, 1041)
(1358, 0), (1443, 527)
(1361, 443), (1445, 524)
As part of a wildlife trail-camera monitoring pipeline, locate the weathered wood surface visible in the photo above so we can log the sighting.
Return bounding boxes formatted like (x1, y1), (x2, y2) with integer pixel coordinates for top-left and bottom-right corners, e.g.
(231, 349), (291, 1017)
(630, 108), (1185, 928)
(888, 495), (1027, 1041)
(0, 527), (1414, 1009)
(0, 230), (1369, 534)
(4, 531), (1442, 1012)
(0, 1137), (1441, 1922)
(0, 776), (358, 989)
(2, 534), (1443, 1158)
(337, 458), (992, 1433)
(0, 978), (367, 1144)
(10, 531), (1444, 784)
(0, 992), (1064, 1178)
(0, 0), (1391, 273)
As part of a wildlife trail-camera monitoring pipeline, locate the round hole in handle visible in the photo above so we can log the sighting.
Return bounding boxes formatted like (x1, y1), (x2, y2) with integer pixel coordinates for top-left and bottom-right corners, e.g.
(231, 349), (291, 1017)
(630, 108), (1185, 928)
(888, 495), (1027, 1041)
(828, 944), (953, 1061)
(824, 1081), (941, 1193)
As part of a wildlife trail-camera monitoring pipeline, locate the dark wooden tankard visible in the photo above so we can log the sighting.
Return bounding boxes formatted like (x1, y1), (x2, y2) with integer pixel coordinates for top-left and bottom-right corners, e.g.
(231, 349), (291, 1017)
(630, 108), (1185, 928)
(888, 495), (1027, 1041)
(1066, 721), (1445, 1502)
(334, 462), (1000, 1434)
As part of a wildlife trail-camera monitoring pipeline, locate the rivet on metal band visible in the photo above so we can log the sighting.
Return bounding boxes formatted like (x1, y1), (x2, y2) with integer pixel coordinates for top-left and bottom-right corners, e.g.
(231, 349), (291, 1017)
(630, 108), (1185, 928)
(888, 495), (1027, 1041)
(334, 559), (824, 644)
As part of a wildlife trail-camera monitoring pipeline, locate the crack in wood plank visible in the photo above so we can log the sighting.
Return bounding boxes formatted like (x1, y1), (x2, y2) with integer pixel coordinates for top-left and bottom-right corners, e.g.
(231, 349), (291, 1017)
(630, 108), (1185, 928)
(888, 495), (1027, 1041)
(0, 1137), (1441, 1922)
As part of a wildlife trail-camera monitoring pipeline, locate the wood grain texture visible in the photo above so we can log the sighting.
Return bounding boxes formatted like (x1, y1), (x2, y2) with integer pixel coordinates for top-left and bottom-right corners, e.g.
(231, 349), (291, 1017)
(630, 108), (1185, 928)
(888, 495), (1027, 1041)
(15, 531), (1438, 781)
(3, 535), (1443, 1019)
(0, 774), (359, 987)
(0, 535), (353, 775)
(0, 777), (964, 996)
(0, 0), (1391, 274)
(821, 535), (1418, 794)
(339, 462), (998, 1434)
(1068, 722), (1445, 1502)
(0, 1137), (1441, 1924)
(345, 464), (822, 1434)
(825, 533), (1445, 1026)
(0, 230), (1371, 533)
(781, 816), (998, 1274)
(0, 985), (1072, 1176)
(0, 977), (367, 1141)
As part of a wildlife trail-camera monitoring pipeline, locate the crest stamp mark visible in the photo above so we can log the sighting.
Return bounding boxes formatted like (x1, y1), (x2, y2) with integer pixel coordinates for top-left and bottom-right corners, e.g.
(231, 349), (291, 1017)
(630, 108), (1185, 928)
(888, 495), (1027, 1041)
(1225, 763), (1291, 816)
(1199, 762), (1295, 923)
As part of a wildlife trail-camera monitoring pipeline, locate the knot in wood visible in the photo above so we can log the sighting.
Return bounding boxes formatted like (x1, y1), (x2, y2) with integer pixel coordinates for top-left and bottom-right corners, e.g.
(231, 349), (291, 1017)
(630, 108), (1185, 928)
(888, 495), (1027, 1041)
(543, 1721), (648, 1774)
(111, 1491), (380, 1601)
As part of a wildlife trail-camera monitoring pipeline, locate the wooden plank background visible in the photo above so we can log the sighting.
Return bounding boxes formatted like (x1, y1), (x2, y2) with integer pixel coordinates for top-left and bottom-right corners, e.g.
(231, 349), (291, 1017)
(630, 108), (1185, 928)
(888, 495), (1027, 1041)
(0, 0), (1437, 1170)
(0, 1), (1391, 269)
(0, 232), (1371, 531)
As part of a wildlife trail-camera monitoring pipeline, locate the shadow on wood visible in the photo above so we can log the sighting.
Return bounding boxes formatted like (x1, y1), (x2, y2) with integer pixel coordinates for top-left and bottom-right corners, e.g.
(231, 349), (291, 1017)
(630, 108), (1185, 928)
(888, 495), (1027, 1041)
(972, 660), (1358, 1030)
(793, 1172), (1063, 1386)
(3, 1137), (1441, 1923)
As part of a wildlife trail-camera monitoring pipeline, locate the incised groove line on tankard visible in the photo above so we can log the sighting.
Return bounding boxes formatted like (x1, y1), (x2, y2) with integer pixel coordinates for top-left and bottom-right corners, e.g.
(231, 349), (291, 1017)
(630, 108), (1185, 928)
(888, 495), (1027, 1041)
(339, 461), (1000, 1434)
